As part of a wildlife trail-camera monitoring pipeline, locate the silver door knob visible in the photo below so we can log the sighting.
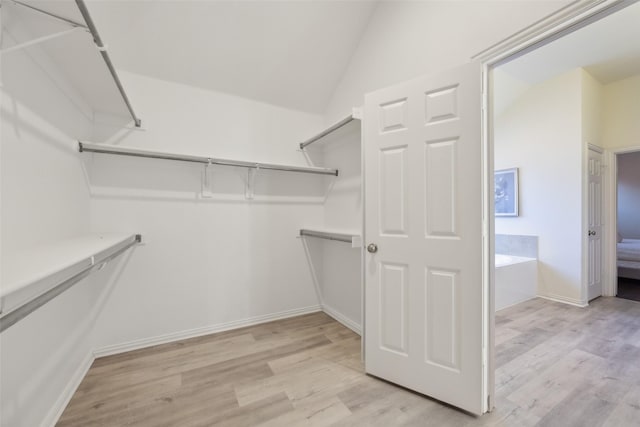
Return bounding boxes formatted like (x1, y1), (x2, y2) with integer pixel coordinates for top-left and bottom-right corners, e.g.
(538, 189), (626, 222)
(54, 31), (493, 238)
(367, 243), (378, 253)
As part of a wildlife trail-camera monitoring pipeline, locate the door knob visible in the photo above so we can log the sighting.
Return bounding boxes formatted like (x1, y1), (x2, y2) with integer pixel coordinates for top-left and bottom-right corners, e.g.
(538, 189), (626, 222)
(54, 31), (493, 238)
(588, 230), (596, 236)
(367, 243), (378, 253)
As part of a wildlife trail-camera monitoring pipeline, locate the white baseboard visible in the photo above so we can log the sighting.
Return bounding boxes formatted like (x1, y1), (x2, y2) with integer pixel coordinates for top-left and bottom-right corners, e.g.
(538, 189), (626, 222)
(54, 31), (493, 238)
(538, 293), (588, 308)
(496, 296), (538, 312)
(93, 305), (322, 358)
(42, 350), (95, 427)
(321, 304), (361, 336)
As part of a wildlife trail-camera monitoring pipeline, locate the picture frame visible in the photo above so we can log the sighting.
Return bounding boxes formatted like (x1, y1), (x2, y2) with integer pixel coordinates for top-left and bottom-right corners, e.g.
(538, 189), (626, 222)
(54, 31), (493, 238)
(495, 168), (519, 217)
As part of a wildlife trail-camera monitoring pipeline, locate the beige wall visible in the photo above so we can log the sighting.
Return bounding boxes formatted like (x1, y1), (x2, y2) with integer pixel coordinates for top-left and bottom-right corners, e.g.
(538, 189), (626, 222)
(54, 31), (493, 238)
(602, 74), (640, 150)
(495, 69), (585, 304)
(581, 69), (604, 147)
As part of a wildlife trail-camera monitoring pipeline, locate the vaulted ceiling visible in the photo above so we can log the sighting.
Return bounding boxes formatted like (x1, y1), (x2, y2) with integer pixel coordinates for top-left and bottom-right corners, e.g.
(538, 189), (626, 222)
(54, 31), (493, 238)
(85, 0), (378, 114)
(7, 1), (639, 116)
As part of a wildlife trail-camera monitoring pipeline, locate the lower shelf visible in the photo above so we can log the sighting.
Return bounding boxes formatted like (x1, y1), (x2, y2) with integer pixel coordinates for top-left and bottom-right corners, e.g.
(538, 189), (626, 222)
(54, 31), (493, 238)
(1, 233), (141, 332)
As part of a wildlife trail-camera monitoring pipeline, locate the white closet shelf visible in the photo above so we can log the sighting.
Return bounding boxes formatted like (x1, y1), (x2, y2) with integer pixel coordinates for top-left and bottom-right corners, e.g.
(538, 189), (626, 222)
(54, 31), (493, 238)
(3, 0), (141, 126)
(299, 109), (362, 150)
(299, 228), (362, 247)
(79, 142), (340, 176)
(1, 233), (141, 332)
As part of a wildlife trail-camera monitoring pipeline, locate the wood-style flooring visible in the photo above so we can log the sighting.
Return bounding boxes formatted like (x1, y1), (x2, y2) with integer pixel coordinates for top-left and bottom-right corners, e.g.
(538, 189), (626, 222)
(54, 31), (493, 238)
(58, 297), (640, 426)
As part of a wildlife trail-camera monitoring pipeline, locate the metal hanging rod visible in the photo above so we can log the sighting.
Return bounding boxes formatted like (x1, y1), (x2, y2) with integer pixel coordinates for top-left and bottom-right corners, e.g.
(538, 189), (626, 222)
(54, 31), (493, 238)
(9, 0), (142, 127)
(75, 0), (141, 127)
(0, 234), (141, 333)
(1, 27), (83, 55)
(299, 114), (359, 150)
(79, 142), (339, 176)
(300, 229), (354, 243)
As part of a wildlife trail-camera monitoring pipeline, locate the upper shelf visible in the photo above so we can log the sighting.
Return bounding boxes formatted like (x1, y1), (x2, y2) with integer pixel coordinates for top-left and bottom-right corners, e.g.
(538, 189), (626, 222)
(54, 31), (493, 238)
(1, 0), (141, 127)
(79, 142), (339, 176)
(299, 109), (362, 150)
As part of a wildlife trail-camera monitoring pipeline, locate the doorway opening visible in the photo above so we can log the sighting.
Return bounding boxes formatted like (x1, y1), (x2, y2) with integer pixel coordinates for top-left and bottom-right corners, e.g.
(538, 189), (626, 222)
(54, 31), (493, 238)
(615, 149), (640, 302)
(490, 0), (640, 309)
(483, 0), (640, 417)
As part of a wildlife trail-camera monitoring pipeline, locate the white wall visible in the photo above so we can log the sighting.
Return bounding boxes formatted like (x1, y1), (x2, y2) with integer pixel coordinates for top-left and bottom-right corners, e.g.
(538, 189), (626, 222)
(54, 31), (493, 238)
(617, 151), (640, 239)
(324, 0), (570, 121)
(88, 71), (326, 350)
(0, 31), (108, 427)
(602, 74), (640, 150)
(494, 69), (584, 304)
(302, 122), (362, 332)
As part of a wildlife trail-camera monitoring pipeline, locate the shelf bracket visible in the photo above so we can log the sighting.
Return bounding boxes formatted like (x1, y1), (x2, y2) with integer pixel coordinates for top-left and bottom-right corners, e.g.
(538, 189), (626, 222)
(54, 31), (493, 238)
(0, 27), (84, 55)
(201, 159), (214, 198)
(245, 167), (258, 200)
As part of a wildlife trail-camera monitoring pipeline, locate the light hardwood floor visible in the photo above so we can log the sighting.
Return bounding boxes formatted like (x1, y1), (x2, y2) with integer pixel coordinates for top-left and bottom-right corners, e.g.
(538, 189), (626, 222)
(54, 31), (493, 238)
(58, 297), (640, 426)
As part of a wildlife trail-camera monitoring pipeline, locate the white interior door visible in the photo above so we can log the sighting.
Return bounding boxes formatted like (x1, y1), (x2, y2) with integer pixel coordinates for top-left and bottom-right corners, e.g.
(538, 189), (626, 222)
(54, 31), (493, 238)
(363, 62), (486, 415)
(588, 146), (604, 301)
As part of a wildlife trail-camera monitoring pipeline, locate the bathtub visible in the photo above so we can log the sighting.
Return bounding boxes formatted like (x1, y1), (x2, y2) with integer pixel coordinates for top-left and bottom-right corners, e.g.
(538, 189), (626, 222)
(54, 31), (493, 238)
(495, 254), (538, 311)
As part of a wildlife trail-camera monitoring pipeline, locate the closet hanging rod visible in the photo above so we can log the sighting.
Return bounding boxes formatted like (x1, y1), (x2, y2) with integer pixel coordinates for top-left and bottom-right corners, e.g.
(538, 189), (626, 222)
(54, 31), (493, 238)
(75, 0), (142, 127)
(10, 0), (142, 127)
(79, 142), (340, 176)
(11, 0), (88, 28)
(300, 229), (354, 243)
(299, 115), (357, 150)
(0, 234), (141, 333)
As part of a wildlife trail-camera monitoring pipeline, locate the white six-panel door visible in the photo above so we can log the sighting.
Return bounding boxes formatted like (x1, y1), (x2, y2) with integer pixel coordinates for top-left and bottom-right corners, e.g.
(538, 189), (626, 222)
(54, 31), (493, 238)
(588, 146), (604, 301)
(363, 62), (486, 415)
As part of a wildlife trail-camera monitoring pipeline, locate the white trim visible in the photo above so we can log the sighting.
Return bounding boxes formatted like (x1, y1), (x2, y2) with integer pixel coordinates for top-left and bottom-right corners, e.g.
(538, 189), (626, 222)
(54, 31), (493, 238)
(93, 305), (321, 358)
(604, 149), (618, 296)
(0, 27), (84, 55)
(473, 0), (636, 65)
(41, 350), (95, 427)
(496, 297), (538, 312)
(321, 304), (362, 336)
(538, 293), (588, 308)
(482, 63), (495, 413)
(582, 143), (590, 303)
(609, 145), (640, 155)
(588, 143), (604, 154)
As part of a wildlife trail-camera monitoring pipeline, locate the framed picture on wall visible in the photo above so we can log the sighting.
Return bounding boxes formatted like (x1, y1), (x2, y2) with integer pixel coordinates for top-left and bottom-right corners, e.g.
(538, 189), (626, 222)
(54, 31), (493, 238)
(495, 168), (519, 217)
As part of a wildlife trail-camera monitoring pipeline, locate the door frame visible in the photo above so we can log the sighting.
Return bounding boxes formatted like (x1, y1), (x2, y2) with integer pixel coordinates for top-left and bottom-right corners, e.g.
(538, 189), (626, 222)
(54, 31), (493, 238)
(603, 145), (640, 296)
(472, 0), (637, 410)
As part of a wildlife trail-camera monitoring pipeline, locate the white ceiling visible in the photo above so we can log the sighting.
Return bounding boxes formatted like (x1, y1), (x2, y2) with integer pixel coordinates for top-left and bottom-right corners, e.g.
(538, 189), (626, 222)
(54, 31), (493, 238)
(80, 0), (378, 114)
(499, 1), (640, 85)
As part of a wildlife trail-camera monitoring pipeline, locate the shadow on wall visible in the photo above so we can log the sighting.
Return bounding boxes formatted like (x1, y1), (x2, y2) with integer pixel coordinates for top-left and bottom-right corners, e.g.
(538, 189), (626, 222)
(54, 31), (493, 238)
(299, 237), (325, 305)
(1, 30), (130, 145)
(0, 250), (134, 425)
(82, 154), (335, 204)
